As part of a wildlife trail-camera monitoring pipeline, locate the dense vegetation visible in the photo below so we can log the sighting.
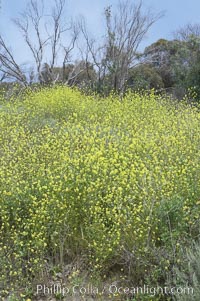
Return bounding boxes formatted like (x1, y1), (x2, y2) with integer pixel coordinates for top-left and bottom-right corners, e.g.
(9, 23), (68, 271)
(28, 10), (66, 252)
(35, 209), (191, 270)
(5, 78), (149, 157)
(0, 86), (200, 300)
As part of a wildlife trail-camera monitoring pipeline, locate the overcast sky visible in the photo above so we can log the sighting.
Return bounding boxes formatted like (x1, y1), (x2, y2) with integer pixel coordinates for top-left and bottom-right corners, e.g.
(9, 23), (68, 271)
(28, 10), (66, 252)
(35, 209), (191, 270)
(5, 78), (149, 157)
(0, 0), (200, 65)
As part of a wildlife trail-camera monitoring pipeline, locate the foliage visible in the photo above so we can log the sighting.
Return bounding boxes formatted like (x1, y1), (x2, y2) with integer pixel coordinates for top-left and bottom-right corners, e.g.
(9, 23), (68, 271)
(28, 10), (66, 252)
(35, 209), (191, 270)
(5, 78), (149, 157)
(144, 39), (183, 89)
(173, 241), (200, 301)
(144, 35), (200, 100)
(0, 86), (200, 299)
(128, 64), (164, 90)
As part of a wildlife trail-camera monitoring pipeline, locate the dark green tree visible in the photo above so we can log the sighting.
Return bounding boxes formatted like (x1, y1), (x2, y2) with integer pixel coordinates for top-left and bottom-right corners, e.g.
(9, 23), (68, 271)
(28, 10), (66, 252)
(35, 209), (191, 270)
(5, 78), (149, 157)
(127, 64), (164, 90)
(143, 35), (200, 100)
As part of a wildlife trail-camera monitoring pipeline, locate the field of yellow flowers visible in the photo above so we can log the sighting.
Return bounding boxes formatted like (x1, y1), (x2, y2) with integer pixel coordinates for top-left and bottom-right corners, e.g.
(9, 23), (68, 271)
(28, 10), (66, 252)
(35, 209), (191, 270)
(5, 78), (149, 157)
(0, 86), (200, 299)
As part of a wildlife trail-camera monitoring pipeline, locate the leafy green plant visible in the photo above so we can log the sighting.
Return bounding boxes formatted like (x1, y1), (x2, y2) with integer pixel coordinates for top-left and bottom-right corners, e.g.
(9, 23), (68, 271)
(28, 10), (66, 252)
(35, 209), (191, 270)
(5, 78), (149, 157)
(173, 241), (200, 301)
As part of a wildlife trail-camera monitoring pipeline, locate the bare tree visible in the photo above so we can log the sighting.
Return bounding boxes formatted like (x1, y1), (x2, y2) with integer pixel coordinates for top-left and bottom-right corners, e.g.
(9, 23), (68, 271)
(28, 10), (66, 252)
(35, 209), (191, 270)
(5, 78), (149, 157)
(62, 22), (80, 82)
(80, 0), (163, 94)
(13, 0), (54, 83)
(0, 0), (162, 91)
(45, 0), (76, 83)
(79, 17), (108, 92)
(0, 36), (28, 85)
(0, 0), (80, 85)
(104, 0), (163, 94)
(0, 68), (7, 83)
(49, 0), (66, 70)
(174, 23), (200, 41)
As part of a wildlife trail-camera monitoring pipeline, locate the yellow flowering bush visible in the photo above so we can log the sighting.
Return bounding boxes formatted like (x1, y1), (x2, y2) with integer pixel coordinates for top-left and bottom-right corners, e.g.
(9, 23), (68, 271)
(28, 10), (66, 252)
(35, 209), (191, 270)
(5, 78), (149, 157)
(0, 86), (199, 296)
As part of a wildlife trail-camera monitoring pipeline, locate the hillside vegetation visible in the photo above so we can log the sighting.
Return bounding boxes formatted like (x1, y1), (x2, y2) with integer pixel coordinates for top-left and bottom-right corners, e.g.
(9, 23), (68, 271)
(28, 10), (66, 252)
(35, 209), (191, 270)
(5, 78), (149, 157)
(0, 87), (200, 300)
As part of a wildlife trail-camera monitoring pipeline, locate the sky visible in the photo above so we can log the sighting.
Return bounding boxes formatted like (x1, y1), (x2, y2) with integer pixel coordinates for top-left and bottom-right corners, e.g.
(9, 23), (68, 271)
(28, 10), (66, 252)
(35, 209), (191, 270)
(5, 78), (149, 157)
(0, 0), (200, 65)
